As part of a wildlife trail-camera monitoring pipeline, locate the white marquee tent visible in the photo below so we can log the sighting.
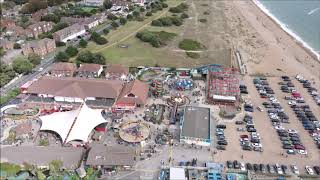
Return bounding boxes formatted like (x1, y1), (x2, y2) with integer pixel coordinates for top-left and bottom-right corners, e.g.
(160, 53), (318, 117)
(39, 103), (106, 143)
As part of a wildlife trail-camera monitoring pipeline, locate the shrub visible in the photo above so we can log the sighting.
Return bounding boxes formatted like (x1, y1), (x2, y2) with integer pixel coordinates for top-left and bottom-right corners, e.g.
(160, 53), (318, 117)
(140, 7), (145, 12)
(103, 28), (110, 35)
(119, 17), (127, 25)
(133, 11), (139, 17)
(136, 30), (176, 48)
(179, 39), (205, 51)
(146, 12), (152, 16)
(203, 11), (210, 15)
(169, 3), (188, 13)
(180, 13), (189, 19)
(79, 39), (88, 48)
(171, 16), (183, 26)
(199, 18), (207, 23)
(186, 52), (200, 59)
(76, 50), (106, 65)
(127, 14), (133, 20)
(111, 21), (119, 28)
(151, 19), (163, 26)
(107, 14), (118, 20)
(65, 46), (78, 57)
(162, 3), (168, 8)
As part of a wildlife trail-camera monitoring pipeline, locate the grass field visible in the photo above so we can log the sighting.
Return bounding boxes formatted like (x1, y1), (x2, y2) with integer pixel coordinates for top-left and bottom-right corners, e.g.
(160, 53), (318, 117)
(82, 0), (234, 67)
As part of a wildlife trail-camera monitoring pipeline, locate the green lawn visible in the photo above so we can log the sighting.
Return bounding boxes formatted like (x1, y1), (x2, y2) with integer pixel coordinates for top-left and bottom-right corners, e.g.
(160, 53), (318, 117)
(81, 7), (98, 12)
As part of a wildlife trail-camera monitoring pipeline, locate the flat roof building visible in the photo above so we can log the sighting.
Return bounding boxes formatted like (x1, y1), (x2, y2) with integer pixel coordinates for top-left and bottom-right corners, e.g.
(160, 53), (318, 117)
(180, 106), (211, 146)
(0, 146), (84, 170)
(86, 143), (135, 168)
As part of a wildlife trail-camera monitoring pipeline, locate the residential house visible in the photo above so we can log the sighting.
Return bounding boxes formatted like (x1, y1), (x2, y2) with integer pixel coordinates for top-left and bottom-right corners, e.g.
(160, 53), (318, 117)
(0, 39), (14, 50)
(53, 23), (86, 42)
(77, 64), (103, 78)
(49, 62), (77, 77)
(25, 21), (54, 38)
(5, 25), (26, 38)
(92, 13), (107, 24)
(1, 5), (21, 17)
(31, 9), (48, 22)
(61, 17), (100, 30)
(105, 64), (129, 80)
(132, 0), (146, 6)
(22, 38), (56, 57)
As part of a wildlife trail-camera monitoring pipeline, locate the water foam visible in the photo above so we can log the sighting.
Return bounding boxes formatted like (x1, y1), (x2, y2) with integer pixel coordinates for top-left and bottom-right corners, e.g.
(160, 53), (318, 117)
(253, 0), (320, 61)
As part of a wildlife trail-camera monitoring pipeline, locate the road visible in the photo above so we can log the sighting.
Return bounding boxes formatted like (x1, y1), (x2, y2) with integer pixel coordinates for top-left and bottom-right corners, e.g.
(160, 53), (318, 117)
(0, 55), (55, 95)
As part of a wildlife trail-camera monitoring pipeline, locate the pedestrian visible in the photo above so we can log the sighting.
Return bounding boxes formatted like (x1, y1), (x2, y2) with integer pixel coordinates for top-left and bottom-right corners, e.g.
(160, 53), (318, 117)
(241, 155), (243, 159)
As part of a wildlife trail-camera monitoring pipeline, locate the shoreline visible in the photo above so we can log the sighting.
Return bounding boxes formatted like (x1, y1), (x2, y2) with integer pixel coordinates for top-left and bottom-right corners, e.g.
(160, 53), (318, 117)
(252, 0), (320, 62)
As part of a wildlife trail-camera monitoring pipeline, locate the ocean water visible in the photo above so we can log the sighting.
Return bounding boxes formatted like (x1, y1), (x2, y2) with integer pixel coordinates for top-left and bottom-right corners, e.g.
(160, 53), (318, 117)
(256, 0), (320, 58)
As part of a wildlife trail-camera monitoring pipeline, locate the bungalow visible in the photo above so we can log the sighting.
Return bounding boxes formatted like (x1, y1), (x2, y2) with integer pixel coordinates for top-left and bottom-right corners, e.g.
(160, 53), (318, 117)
(76, 64), (103, 78)
(50, 62), (77, 77)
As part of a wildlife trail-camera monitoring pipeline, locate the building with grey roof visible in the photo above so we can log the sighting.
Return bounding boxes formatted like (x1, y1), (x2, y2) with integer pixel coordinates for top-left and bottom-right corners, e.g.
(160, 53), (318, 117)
(0, 146), (84, 170)
(180, 106), (211, 146)
(86, 143), (136, 168)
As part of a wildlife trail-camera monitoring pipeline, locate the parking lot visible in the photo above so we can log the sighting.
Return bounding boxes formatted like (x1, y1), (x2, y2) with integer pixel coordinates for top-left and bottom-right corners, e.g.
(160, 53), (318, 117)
(213, 75), (319, 174)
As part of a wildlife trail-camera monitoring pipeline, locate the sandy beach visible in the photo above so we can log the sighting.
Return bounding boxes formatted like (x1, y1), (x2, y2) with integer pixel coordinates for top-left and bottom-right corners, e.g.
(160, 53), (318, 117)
(222, 0), (320, 88)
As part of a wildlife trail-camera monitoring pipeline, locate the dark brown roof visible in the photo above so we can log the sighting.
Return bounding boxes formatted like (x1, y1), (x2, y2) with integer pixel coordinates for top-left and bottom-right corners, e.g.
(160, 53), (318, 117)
(116, 80), (149, 105)
(77, 64), (102, 72)
(50, 62), (77, 72)
(86, 143), (135, 166)
(106, 64), (129, 75)
(26, 77), (123, 99)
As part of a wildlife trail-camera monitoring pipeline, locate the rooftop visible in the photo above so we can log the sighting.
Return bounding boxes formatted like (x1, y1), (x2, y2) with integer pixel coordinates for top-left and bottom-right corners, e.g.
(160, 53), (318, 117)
(181, 106), (210, 140)
(26, 76), (123, 99)
(86, 143), (135, 166)
(0, 146), (84, 170)
(77, 64), (102, 72)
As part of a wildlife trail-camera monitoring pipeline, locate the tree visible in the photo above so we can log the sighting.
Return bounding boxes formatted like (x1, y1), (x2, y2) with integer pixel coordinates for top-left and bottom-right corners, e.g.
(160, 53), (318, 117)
(52, 22), (69, 33)
(181, 13), (189, 19)
(79, 39), (88, 48)
(65, 46), (78, 57)
(12, 58), (33, 74)
(92, 53), (106, 65)
(119, 17), (127, 25)
(28, 53), (41, 66)
(103, 0), (112, 9)
(41, 14), (60, 23)
(55, 51), (69, 62)
(140, 7), (145, 12)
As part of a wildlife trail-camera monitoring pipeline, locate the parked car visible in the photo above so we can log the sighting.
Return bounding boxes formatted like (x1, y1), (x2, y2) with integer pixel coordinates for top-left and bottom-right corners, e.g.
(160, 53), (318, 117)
(246, 163), (253, 170)
(226, 161), (233, 168)
(233, 160), (240, 169)
(291, 165), (299, 175)
(306, 166), (314, 175)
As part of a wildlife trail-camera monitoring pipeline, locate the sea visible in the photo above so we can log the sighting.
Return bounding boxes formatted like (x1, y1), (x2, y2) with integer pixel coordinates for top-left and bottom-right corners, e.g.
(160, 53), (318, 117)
(254, 0), (320, 60)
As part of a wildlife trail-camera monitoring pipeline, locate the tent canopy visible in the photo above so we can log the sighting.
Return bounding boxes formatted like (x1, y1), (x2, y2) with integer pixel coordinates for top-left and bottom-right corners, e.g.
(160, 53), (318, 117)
(39, 103), (106, 143)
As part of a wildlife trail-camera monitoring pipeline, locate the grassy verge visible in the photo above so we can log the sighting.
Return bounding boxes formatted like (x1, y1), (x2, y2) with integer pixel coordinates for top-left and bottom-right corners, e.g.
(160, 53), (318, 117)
(0, 88), (20, 105)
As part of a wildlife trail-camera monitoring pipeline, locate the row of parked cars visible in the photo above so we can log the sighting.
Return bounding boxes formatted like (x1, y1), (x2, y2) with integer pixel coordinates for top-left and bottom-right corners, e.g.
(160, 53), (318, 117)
(295, 74), (320, 105)
(226, 160), (320, 175)
(216, 124), (227, 150)
(279, 77), (320, 149)
(237, 114), (263, 151)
